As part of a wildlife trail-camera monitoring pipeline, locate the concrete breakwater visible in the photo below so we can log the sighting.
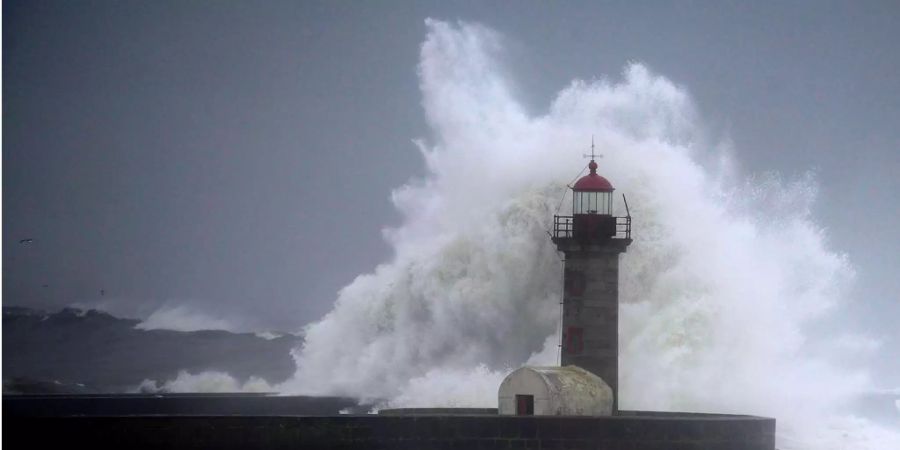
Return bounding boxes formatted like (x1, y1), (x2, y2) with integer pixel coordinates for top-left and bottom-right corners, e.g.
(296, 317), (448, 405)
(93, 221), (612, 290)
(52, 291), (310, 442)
(4, 395), (775, 450)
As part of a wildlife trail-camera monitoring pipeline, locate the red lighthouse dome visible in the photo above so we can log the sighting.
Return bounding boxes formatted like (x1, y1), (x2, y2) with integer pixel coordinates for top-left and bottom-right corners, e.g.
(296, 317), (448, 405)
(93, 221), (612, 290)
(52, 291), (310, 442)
(573, 160), (614, 192)
(571, 159), (614, 216)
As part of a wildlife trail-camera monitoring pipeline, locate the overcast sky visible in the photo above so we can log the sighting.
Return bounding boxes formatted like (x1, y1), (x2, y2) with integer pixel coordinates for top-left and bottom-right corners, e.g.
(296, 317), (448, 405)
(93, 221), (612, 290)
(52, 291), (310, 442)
(4, 0), (898, 356)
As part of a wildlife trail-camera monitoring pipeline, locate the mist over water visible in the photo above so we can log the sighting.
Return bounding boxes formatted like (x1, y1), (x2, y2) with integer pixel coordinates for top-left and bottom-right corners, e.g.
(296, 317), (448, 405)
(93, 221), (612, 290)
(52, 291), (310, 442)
(279, 19), (899, 449)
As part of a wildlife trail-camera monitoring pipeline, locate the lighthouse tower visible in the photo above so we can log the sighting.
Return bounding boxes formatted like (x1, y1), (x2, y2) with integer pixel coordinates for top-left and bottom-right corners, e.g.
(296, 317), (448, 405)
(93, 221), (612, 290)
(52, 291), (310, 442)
(551, 155), (632, 411)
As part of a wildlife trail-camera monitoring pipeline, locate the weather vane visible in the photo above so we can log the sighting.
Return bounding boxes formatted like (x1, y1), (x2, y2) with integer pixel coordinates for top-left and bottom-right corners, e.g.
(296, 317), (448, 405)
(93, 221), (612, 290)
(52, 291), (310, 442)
(582, 135), (603, 161)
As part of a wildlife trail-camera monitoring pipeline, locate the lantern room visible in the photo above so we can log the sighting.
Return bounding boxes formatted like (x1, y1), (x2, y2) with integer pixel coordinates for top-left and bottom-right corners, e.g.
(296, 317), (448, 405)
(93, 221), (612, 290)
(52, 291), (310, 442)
(572, 160), (614, 215)
(551, 155), (631, 244)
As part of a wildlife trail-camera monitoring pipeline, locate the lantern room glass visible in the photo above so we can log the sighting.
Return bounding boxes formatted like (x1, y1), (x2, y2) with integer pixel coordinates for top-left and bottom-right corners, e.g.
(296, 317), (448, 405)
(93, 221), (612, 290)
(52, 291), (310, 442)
(573, 191), (612, 215)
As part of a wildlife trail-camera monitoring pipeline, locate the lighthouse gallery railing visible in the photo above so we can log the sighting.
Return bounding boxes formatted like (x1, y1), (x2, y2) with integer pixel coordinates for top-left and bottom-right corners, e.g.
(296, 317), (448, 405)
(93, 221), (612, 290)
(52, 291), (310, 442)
(552, 215), (631, 240)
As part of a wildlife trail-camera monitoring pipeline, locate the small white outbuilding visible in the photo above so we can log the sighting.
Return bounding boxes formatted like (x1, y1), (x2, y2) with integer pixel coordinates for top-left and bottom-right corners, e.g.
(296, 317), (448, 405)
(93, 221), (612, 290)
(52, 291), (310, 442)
(498, 365), (613, 416)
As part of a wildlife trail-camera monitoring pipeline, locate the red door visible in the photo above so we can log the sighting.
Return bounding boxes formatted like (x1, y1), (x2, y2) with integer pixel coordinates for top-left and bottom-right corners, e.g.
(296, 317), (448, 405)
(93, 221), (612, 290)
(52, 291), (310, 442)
(515, 395), (534, 415)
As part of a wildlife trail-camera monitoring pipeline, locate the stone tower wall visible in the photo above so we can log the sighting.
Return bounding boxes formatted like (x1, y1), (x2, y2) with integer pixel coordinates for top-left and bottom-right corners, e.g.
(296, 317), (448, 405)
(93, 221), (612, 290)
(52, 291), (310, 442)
(558, 241), (628, 411)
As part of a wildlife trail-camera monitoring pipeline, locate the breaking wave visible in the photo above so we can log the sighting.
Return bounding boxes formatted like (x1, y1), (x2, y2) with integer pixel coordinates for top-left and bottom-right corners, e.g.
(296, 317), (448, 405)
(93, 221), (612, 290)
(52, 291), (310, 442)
(279, 19), (899, 450)
(135, 305), (238, 333)
(138, 370), (274, 393)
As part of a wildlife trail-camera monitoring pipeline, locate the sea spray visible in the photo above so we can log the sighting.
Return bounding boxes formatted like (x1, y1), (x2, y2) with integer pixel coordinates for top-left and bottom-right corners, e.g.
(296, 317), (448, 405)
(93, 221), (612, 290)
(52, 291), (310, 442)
(279, 19), (899, 449)
(138, 370), (273, 393)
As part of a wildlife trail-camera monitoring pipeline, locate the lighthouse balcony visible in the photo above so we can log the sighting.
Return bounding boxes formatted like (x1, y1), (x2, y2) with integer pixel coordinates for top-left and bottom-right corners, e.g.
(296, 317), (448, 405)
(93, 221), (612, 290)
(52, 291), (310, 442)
(552, 215), (631, 243)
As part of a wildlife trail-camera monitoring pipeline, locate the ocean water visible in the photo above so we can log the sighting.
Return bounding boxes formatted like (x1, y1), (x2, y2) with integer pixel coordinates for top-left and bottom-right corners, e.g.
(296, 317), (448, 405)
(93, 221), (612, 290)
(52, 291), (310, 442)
(277, 19), (900, 450)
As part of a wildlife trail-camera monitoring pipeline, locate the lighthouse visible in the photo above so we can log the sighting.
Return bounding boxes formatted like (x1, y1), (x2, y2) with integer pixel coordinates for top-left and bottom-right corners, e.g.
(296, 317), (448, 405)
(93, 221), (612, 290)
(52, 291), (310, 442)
(551, 153), (632, 411)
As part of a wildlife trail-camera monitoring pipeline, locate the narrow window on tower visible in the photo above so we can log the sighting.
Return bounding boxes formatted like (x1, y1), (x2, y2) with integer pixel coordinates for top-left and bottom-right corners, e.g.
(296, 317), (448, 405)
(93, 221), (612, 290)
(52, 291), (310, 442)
(566, 326), (584, 354)
(564, 269), (586, 296)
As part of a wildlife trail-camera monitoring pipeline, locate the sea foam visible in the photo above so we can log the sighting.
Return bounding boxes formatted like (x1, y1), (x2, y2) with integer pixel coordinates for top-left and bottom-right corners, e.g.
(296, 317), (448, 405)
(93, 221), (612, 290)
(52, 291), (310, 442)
(279, 19), (899, 450)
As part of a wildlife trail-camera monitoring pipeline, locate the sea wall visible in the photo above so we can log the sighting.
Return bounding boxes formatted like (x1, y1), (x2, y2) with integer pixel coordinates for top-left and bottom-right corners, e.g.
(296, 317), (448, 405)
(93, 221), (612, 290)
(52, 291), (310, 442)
(3, 393), (363, 416)
(6, 413), (775, 450)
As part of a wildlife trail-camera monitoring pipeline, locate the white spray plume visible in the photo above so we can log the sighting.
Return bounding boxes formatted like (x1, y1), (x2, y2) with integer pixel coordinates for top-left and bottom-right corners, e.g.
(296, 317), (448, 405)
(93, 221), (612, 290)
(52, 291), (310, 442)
(135, 305), (238, 333)
(279, 19), (898, 449)
(138, 370), (273, 393)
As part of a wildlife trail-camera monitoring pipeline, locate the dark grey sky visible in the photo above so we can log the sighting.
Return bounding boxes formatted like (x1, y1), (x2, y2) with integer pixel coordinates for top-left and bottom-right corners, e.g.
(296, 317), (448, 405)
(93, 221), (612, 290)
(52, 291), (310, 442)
(4, 0), (899, 346)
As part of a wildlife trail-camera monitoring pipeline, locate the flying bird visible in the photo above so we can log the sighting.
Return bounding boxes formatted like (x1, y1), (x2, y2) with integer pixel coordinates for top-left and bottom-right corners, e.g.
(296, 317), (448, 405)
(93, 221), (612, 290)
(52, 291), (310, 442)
(19, 238), (34, 244)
